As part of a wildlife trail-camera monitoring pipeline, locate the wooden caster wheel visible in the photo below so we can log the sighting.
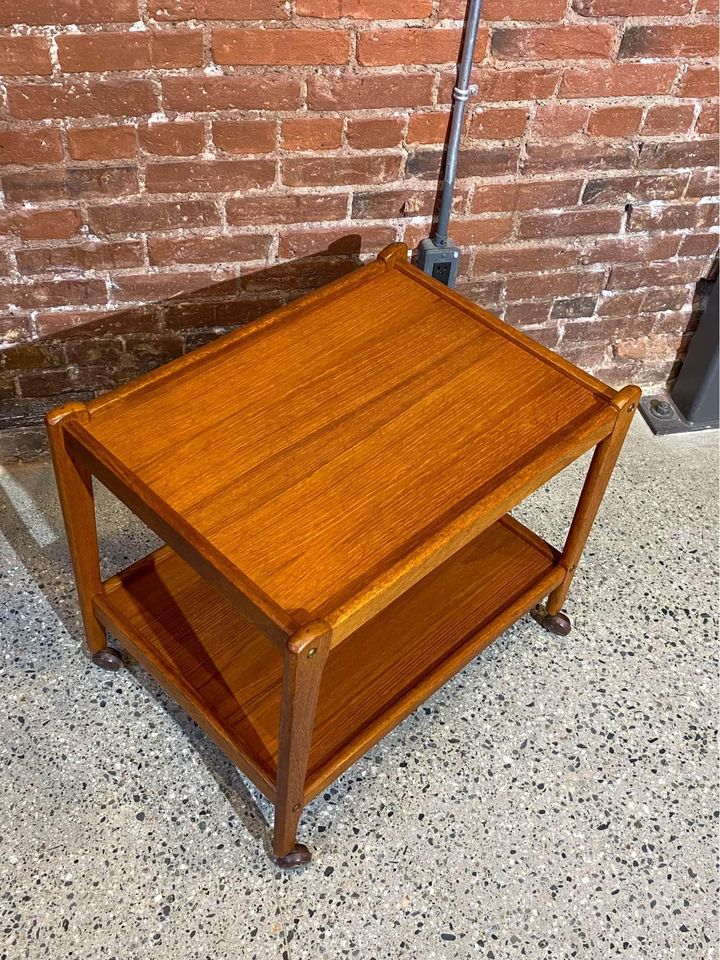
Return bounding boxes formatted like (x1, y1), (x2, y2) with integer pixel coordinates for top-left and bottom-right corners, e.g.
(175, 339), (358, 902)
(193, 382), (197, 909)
(272, 843), (311, 869)
(91, 647), (123, 671)
(530, 605), (572, 636)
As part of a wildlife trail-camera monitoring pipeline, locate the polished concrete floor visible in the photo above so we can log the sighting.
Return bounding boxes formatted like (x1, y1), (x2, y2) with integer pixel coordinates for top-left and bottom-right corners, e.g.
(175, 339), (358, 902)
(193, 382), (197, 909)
(1, 418), (717, 960)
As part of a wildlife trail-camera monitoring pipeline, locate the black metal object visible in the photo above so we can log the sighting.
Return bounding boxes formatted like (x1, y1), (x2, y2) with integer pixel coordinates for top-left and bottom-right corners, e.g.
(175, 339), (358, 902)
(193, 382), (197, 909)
(640, 278), (719, 435)
(415, 0), (484, 287)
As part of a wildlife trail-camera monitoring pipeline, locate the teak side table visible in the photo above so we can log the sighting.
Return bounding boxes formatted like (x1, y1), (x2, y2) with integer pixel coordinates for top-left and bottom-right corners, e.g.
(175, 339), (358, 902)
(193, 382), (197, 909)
(47, 244), (640, 868)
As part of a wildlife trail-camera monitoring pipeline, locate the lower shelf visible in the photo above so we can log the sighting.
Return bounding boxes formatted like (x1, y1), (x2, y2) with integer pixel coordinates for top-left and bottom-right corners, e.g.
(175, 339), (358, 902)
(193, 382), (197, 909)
(93, 514), (564, 803)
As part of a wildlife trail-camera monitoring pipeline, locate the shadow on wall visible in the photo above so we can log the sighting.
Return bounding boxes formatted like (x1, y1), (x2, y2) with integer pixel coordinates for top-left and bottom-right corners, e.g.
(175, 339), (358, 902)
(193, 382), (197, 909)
(665, 255), (719, 388)
(0, 238), (374, 462)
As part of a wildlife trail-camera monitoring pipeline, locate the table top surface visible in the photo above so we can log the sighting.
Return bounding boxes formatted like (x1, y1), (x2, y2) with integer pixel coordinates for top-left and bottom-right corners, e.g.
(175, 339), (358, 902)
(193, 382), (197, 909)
(76, 247), (620, 641)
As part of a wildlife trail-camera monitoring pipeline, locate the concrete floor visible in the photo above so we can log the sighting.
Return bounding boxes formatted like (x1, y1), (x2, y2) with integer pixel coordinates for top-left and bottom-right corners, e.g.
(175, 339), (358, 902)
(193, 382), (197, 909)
(1, 418), (718, 960)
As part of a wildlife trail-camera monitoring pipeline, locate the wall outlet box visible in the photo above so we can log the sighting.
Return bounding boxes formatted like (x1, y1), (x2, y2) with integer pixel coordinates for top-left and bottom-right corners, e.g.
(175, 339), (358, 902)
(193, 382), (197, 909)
(415, 238), (461, 287)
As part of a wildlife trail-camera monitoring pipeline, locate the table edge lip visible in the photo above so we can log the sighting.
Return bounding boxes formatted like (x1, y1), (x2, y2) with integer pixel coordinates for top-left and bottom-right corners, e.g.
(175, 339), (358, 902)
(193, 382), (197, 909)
(84, 253), (616, 424)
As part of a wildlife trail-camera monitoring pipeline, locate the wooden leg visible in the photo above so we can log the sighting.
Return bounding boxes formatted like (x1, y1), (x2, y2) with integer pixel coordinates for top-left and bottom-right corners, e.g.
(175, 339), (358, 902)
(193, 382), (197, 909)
(534, 386), (641, 631)
(46, 402), (117, 666)
(272, 619), (331, 868)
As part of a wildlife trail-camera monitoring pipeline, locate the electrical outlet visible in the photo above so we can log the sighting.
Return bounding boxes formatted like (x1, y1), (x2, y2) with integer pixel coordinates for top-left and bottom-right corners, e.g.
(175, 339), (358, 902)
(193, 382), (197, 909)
(414, 238), (461, 288)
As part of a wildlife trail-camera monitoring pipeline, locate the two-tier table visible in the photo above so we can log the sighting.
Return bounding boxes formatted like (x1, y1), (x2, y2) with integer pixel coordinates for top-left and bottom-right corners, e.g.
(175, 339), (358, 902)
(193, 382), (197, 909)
(47, 243), (640, 867)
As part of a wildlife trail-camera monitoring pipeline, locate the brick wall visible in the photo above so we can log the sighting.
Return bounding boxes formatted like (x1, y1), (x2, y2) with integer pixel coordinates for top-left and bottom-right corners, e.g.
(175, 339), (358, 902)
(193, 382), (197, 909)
(1, 0), (718, 460)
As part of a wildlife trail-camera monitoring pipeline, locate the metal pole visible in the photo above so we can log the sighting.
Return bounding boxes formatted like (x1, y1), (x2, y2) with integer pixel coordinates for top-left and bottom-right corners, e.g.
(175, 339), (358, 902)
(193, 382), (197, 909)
(433, 0), (484, 246)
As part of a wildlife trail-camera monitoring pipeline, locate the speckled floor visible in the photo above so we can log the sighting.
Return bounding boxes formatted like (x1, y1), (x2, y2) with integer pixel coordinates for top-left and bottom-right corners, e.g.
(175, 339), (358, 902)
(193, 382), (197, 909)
(1, 417), (718, 960)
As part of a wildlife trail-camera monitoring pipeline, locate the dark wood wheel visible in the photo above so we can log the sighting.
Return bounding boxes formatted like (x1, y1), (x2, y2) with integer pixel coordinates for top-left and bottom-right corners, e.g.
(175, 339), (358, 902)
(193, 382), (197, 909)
(91, 647), (123, 671)
(272, 843), (312, 869)
(530, 605), (572, 636)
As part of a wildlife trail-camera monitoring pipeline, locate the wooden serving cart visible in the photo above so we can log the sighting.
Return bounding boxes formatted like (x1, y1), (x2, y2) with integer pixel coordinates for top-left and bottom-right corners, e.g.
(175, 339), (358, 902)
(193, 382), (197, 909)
(47, 244), (640, 867)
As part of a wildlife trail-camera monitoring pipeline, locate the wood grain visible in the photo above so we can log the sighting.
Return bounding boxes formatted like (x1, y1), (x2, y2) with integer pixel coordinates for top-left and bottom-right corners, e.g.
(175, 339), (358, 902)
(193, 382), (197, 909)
(94, 514), (562, 801)
(546, 384), (642, 616)
(71, 246), (619, 643)
(46, 402), (107, 654)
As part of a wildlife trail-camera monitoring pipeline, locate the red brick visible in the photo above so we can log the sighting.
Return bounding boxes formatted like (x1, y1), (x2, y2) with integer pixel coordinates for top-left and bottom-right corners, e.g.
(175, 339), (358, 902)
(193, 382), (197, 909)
(506, 270), (606, 301)
(686, 168), (719, 198)
(227, 193), (348, 225)
(587, 106), (643, 137)
(581, 174), (689, 205)
(639, 139), (719, 169)
(0, 280), (107, 311)
(16, 241), (144, 275)
(562, 314), (655, 345)
(278, 226), (396, 259)
(149, 0), (288, 18)
(524, 141), (636, 174)
(532, 104), (589, 138)
(213, 28), (349, 65)
(57, 31), (203, 72)
(281, 118), (343, 151)
(453, 67), (561, 102)
(519, 209), (622, 239)
(88, 200), (220, 235)
(608, 259), (707, 289)
(352, 188), (453, 219)
(443, 216), (514, 245)
(696, 104), (720, 136)
(560, 63), (677, 98)
(578, 234), (681, 265)
(678, 65), (719, 98)
(7, 80), (158, 120)
(642, 286), (691, 312)
(359, 28), (477, 66)
(307, 73), (434, 111)
(240, 258), (356, 294)
(619, 25), (717, 59)
(408, 145), (519, 179)
(678, 233), (719, 258)
(442, 0), (567, 18)
(213, 120), (277, 154)
(502, 301), (553, 325)
(139, 122), (205, 156)
(34, 307), (157, 339)
(0, 129), (63, 166)
(148, 235), (270, 266)
(469, 108), (528, 140)
(68, 126), (138, 160)
(163, 75), (301, 112)
(297, 0), (432, 15)
(628, 201), (718, 232)
(16, 369), (79, 397)
(596, 291), (646, 319)
(146, 159), (275, 194)
(615, 333), (682, 361)
(407, 113), (452, 144)
(642, 105), (695, 135)
(283, 154), (402, 187)
(0, 37), (52, 76)
(347, 118), (404, 149)
(0, 0), (139, 25)
(3, 166), (137, 203)
(573, 0), (690, 13)
(471, 244), (579, 275)
(12, 209), (84, 241)
(110, 272), (231, 303)
(492, 25), (615, 61)
(471, 179), (582, 213)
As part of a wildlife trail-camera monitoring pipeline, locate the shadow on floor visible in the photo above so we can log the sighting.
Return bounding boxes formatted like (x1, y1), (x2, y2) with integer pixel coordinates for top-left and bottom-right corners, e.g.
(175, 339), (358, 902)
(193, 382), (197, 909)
(0, 460), (272, 851)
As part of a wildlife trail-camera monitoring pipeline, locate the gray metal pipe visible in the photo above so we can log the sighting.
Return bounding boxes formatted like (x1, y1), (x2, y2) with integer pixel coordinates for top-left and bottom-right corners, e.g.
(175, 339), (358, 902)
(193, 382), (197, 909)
(433, 0), (484, 246)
